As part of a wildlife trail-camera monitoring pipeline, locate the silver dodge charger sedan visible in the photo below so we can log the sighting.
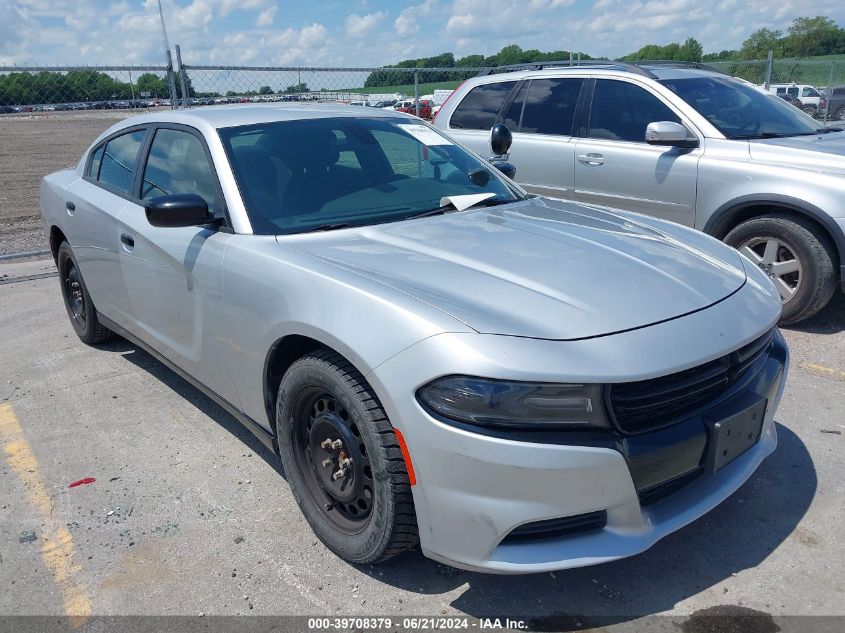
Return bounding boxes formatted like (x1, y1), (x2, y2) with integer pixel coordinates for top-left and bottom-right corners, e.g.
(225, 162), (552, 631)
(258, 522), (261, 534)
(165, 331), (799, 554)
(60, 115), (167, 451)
(41, 104), (788, 573)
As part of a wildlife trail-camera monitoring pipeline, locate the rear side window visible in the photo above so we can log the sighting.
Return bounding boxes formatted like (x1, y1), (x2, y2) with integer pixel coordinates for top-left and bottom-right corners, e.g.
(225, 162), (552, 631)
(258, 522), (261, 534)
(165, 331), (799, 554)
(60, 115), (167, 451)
(519, 78), (584, 136)
(141, 128), (219, 213)
(449, 81), (516, 130)
(787, 87), (798, 97)
(87, 145), (104, 178)
(98, 129), (146, 194)
(588, 80), (681, 143)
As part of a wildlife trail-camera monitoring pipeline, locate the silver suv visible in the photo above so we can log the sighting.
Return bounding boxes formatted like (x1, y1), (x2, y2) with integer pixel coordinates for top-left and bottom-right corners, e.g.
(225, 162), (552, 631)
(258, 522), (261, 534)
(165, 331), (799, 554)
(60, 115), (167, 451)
(434, 61), (845, 324)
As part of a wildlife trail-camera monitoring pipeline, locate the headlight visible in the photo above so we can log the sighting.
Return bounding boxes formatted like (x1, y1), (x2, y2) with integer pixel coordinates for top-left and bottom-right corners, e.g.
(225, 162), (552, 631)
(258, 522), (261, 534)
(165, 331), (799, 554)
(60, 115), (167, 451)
(416, 375), (607, 428)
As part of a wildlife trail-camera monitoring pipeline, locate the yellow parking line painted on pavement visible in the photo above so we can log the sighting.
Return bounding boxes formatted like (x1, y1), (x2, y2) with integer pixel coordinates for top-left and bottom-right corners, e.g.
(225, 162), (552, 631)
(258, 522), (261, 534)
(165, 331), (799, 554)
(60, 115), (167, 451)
(798, 362), (845, 382)
(0, 402), (92, 623)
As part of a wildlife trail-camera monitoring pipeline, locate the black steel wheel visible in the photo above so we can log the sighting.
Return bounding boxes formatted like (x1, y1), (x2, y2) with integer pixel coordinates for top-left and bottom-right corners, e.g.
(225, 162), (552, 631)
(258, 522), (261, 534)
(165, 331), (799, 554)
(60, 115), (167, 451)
(276, 350), (418, 564)
(57, 241), (116, 344)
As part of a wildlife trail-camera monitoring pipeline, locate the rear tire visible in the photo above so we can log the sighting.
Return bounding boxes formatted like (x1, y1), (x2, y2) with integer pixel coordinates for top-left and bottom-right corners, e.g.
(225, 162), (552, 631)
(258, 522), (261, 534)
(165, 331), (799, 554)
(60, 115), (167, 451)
(836, 106), (845, 122)
(57, 242), (116, 344)
(724, 214), (837, 325)
(275, 350), (418, 564)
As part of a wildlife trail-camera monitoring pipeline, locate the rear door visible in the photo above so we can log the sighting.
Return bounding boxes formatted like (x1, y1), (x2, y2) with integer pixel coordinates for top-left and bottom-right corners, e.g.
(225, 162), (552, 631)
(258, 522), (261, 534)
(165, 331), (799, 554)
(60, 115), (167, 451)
(499, 77), (585, 199)
(573, 78), (700, 226)
(65, 127), (148, 326)
(116, 124), (236, 402)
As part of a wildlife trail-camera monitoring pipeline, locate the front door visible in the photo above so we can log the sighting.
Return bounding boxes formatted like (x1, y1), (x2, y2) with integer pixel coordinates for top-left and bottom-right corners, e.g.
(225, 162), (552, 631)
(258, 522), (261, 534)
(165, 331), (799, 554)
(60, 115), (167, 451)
(574, 78), (700, 226)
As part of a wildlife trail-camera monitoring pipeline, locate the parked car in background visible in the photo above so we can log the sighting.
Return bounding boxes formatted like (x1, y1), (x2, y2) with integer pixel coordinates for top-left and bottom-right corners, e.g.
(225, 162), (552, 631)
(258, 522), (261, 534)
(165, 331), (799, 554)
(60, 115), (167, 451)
(434, 61), (845, 324)
(825, 86), (845, 121)
(41, 103), (787, 573)
(0, 105), (15, 114)
(395, 99), (434, 119)
(768, 83), (822, 116)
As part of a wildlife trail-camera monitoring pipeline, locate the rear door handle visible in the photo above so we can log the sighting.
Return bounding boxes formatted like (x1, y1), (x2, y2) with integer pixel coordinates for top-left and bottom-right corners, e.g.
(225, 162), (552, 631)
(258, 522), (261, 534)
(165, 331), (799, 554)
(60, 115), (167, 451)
(577, 153), (604, 166)
(120, 234), (135, 249)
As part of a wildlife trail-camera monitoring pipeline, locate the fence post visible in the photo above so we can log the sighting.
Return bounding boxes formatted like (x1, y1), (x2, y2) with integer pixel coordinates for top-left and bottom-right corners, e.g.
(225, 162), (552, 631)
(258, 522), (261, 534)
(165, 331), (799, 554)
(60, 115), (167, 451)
(414, 71), (419, 118)
(165, 50), (178, 109)
(764, 50), (773, 90)
(175, 45), (189, 109)
(824, 61), (835, 124)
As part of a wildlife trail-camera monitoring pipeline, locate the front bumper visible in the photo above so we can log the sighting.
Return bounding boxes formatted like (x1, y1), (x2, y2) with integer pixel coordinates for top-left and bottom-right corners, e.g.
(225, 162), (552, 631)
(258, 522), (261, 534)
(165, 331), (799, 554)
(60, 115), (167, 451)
(368, 287), (787, 573)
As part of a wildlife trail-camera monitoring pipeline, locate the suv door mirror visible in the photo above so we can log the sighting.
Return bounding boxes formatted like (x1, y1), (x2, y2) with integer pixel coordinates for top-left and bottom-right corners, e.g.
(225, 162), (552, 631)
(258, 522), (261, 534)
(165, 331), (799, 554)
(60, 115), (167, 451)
(145, 194), (219, 228)
(490, 123), (513, 156)
(645, 121), (698, 148)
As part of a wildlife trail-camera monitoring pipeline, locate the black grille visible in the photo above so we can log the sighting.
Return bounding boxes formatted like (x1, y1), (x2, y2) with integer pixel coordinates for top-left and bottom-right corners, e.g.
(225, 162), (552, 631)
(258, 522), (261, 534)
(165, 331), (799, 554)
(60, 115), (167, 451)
(502, 510), (607, 543)
(638, 467), (704, 505)
(608, 330), (774, 434)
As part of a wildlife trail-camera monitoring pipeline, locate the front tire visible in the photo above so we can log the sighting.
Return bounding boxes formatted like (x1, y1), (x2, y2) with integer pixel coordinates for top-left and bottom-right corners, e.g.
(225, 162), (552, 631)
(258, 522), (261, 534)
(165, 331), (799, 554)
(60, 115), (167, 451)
(275, 350), (418, 564)
(725, 214), (837, 325)
(57, 242), (116, 344)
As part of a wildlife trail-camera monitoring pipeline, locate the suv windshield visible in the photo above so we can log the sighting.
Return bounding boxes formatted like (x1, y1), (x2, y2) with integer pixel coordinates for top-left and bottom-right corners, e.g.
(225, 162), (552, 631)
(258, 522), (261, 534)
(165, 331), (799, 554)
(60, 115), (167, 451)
(220, 117), (520, 235)
(659, 76), (822, 139)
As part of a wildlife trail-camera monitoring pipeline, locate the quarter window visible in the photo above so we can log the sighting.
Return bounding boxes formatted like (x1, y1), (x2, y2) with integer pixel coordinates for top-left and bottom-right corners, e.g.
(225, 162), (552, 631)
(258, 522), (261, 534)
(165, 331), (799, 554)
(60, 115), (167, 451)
(98, 129), (146, 194)
(449, 81), (516, 130)
(88, 145), (104, 179)
(519, 78), (584, 136)
(588, 80), (681, 143)
(141, 129), (218, 213)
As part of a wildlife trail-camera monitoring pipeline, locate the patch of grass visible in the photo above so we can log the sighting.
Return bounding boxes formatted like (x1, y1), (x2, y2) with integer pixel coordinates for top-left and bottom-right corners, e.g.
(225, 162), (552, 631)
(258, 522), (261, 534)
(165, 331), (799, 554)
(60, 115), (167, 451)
(345, 80), (463, 97)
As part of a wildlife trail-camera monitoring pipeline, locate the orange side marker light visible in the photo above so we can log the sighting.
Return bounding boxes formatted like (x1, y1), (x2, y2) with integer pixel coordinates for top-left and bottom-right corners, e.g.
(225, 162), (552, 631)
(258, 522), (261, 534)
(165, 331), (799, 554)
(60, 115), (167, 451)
(393, 428), (416, 486)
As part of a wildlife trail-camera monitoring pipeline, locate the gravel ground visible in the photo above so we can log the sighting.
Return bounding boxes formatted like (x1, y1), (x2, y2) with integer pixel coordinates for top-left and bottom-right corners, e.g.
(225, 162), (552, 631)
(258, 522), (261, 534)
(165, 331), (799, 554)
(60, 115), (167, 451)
(0, 111), (154, 256)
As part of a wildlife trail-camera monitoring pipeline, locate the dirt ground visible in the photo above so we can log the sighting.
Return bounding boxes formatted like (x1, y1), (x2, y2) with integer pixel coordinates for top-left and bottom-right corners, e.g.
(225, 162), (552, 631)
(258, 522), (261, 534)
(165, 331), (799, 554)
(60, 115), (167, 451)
(0, 111), (146, 255)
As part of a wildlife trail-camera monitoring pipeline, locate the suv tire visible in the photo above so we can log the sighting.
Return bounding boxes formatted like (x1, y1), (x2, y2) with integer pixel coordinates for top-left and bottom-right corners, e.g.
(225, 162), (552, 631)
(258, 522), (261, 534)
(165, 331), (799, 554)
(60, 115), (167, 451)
(275, 350), (418, 564)
(725, 214), (836, 325)
(836, 105), (845, 122)
(57, 241), (116, 344)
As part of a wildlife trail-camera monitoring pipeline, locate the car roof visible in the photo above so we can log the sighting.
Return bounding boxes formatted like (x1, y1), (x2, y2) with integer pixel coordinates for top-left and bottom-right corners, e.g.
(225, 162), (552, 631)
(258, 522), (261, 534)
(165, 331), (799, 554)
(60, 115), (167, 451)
(471, 63), (727, 83)
(111, 102), (409, 131)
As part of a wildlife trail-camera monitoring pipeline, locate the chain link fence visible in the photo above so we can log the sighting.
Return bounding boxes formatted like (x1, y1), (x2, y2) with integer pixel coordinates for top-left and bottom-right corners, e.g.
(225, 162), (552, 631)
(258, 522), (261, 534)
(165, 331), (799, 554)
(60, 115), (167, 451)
(2, 55), (843, 122)
(0, 65), (177, 112)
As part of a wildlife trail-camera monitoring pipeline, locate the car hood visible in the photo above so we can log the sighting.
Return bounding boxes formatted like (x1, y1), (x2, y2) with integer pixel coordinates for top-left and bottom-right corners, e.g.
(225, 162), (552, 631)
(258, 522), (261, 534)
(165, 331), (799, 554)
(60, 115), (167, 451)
(279, 198), (747, 340)
(749, 129), (845, 175)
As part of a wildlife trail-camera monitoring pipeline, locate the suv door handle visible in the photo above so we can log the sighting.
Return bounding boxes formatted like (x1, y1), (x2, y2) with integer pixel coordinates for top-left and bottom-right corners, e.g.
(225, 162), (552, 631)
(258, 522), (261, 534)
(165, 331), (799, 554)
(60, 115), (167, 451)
(120, 234), (135, 249)
(577, 153), (604, 166)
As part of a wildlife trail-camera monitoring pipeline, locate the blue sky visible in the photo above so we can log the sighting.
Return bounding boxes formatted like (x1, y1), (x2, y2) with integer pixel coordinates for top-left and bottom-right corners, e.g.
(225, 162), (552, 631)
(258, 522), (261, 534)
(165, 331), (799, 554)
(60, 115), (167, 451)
(2, 0), (843, 67)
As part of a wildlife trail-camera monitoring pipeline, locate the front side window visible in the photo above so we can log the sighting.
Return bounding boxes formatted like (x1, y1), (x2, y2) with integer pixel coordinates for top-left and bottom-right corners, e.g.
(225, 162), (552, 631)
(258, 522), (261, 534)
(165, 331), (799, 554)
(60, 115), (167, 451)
(449, 81), (516, 130)
(98, 129), (146, 194)
(519, 78), (584, 136)
(660, 76), (822, 139)
(219, 117), (521, 235)
(588, 80), (681, 142)
(141, 128), (218, 213)
(802, 87), (819, 98)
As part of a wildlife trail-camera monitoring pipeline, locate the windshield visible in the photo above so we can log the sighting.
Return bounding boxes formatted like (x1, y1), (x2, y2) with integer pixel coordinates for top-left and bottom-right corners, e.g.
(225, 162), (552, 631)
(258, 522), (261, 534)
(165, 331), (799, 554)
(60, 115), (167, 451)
(219, 116), (520, 235)
(659, 76), (822, 139)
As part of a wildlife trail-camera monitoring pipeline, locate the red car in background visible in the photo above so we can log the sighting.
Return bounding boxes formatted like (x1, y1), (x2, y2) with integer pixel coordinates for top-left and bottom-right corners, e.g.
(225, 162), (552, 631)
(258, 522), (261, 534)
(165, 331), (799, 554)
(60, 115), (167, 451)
(395, 99), (434, 119)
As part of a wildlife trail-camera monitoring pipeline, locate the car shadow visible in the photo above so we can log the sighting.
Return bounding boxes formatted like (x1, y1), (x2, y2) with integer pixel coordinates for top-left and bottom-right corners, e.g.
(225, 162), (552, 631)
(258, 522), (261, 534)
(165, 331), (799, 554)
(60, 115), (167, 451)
(359, 422), (815, 626)
(784, 292), (845, 334)
(101, 338), (285, 479)
(99, 338), (815, 626)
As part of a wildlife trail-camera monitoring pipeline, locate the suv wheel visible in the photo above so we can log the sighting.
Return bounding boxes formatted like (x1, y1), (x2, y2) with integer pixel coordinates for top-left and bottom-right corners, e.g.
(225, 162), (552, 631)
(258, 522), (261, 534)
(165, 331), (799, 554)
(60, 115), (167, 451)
(57, 242), (116, 344)
(725, 214), (836, 325)
(801, 105), (815, 116)
(836, 106), (845, 121)
(275, 350), (418, 564)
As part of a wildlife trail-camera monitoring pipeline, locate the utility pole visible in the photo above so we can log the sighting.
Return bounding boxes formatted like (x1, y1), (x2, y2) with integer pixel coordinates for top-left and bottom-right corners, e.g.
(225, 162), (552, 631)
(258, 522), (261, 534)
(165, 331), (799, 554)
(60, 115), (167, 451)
(157, 0), (178, 109)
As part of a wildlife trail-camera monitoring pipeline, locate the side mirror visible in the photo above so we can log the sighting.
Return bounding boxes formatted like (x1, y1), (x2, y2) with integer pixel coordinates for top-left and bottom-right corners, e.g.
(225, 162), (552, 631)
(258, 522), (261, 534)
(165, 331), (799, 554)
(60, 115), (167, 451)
(490, 123), (513, 156)
(645, 121), (698, 148)
(145, 194), (219, 228)
(492, 161), (516, 179)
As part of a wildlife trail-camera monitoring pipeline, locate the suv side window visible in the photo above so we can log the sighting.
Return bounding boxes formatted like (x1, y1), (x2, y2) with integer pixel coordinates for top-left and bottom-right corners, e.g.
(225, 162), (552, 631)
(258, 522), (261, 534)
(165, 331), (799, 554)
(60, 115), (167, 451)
(588, 80), (681, 143)
(802, 87), (818, 97)
(98, 129), (146, 194)
(450, 81), (516, 130)
(787, 87), (799, 97)
(519, 78), (584, 136)
(141, 128), (218, 213)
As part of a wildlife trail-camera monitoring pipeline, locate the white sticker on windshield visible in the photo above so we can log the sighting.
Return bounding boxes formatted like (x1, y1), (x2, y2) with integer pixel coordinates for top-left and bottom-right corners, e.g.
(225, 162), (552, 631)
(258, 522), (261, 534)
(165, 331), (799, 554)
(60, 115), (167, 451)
(397, 124), (453, 146)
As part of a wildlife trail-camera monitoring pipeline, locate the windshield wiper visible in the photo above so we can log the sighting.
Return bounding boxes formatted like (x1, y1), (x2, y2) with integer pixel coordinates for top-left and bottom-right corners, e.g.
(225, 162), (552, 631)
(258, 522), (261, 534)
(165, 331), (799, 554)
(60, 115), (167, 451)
(308, 223), (355, 232)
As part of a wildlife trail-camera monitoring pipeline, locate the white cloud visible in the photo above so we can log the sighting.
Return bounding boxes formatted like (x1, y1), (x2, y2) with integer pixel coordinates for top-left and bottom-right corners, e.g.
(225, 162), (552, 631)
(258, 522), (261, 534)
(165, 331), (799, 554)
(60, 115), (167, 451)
(255, 6), (276, 27)
(345, 12), (386, 38)
(395, 0), (436, 36)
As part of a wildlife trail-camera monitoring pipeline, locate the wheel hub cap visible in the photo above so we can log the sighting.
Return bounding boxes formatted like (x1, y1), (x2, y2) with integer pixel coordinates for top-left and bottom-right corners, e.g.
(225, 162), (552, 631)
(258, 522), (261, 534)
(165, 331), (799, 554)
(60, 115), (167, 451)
(738, 237), (802, 303)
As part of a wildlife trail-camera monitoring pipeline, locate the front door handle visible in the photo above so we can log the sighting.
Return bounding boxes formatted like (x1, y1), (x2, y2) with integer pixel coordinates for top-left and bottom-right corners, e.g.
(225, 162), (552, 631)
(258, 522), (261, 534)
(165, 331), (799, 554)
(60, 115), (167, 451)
(577, 153), (605, 166)
(120, 234), (135, 249)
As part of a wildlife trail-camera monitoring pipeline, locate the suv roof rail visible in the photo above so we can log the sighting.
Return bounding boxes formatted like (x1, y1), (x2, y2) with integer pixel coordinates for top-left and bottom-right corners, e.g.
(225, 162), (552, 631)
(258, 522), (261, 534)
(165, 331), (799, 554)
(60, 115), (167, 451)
(476, 59), (656, 79)
(634, 60), (727, 75)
